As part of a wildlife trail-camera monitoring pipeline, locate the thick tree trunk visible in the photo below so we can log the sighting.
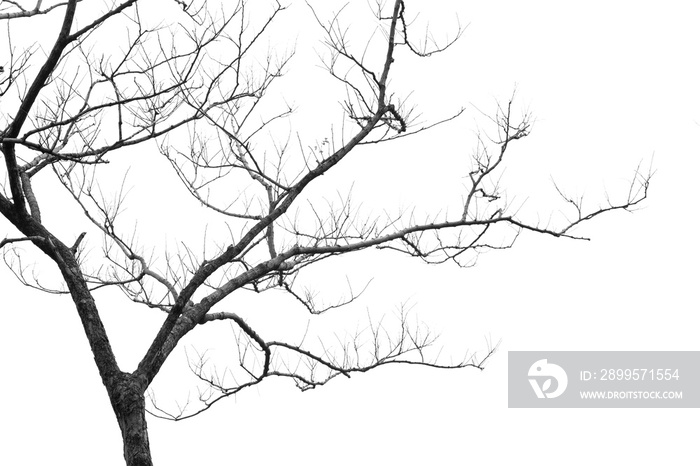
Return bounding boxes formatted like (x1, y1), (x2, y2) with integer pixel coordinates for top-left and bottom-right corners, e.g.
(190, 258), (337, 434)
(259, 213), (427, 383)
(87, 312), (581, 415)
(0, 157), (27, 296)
(109, 374), (152, 466)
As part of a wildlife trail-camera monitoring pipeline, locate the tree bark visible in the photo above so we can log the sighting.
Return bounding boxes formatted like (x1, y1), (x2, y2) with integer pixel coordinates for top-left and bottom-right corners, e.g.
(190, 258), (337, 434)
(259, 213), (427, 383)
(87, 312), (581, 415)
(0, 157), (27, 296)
(109, 374), (152, 466)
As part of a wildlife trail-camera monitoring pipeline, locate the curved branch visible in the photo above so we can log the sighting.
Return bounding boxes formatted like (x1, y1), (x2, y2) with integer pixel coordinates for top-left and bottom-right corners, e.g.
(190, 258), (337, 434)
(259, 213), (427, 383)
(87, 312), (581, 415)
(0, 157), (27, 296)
(200, 311), (271, 378)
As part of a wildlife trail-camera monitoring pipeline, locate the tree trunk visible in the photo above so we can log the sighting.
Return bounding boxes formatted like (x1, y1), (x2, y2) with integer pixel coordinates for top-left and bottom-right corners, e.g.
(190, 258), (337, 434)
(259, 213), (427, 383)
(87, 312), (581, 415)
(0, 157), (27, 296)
(109, 374), (152, 466)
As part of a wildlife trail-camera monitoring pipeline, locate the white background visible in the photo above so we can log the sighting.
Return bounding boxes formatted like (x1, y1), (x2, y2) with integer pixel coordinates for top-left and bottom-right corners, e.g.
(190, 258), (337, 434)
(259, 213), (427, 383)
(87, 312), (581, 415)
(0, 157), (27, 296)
(1, 0), (699, 464)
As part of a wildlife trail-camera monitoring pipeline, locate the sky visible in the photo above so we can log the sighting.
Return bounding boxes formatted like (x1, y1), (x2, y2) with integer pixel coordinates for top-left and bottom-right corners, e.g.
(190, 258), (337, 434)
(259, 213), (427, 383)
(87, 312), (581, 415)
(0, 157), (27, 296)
(1, 0), (699, 464)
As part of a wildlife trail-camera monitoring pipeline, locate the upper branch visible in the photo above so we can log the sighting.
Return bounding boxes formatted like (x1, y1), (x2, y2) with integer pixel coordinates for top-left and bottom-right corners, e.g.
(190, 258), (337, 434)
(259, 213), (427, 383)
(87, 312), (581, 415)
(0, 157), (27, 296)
(0, 0), (71, 20)
(2, 0), (77, 214)
(136, 0), (412, 385)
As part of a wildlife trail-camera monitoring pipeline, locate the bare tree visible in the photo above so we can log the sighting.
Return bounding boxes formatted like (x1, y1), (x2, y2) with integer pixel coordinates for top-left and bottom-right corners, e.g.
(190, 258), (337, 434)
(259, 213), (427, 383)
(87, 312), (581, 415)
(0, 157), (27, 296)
(0, 1), (650, 465)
